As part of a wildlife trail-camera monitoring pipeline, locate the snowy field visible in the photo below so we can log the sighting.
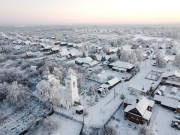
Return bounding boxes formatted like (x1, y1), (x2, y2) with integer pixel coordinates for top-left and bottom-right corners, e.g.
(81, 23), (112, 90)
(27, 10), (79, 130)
(133, 34), (172, 42)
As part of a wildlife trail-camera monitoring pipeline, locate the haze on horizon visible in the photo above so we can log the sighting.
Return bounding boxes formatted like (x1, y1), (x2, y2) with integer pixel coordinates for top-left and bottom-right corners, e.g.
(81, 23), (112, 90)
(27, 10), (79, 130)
(0, 0), (180, 26)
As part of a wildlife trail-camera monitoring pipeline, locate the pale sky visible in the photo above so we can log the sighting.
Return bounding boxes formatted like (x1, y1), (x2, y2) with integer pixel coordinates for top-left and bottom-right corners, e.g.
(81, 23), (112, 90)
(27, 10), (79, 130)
(0, 0), (180, 25)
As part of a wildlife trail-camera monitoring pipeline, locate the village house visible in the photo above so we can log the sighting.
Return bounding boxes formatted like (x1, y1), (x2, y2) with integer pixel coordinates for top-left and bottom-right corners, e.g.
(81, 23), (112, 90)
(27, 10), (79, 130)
(60, 42), (68, 46)
(51, 46), (60, 53)
(75, 57), (99, 68)
(154, 95), (179, 111)
(67, 43), (74, 48)
(58, 47), (70, 58)
(124, 96), (154, 124)
(97, 77), (121, 94)
(161, 70), (180, 88)
(108, 61), (135, 73)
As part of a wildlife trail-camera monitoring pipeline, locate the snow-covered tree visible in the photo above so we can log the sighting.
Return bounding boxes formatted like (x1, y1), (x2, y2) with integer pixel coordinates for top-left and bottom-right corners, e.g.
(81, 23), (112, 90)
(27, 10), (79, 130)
(95, 94), (100, 102)
(120, 50), (129, 62)
(139, 125), (155, 135)
(52, 67), (62, 79)
(174, 53), (180, 68)
(100, 125), (118, 135)
(0, 82), (7, 101)
(36, 80), (52, 102)
(82, 51), (86, 58)
(135, 49), (144, 62)
(101, 56), (106, 62)
(128, 51), (137, 64)
(156, 54), (167, 68)
(6, 81), (29, 107)
(117, 48), (121, 59)
(88, 85), (95, 95)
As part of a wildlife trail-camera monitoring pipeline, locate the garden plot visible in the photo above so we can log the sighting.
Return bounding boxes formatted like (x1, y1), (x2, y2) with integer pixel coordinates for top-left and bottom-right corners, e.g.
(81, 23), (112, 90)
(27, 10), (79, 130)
(97, 70), (132, 83)
(145, 70), (163, 81)
(80, 78), (102, 94)
(0, 96), (52, 135)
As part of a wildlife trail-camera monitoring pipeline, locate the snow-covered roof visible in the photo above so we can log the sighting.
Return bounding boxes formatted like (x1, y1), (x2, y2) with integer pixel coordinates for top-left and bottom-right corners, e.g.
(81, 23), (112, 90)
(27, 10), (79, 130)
(124, 96), (136, 105)
(68, 43), (74, 46)
(128, 83), (149, 93)
(69, 49), (81, 56)
(143, 110), (152, 120)
(51, 46), (60, 51)
(75, 57), (99, 66)
(154, 95), (164, 102)
(75, 57), (93, 63)
(75, 105), (84, 111)
(171, 87), (177, 93)
(162, 70), (180, 78)
(125, 96), (154, 117)
(109, 61), (134, 70)
(112, 67), (127, 71)
(177, 102), (180, 109)
(154, 95), (179, 109)
(61, 42), (67, 45)
(14, 45), (22, 50)
(26, 51), (32, 56)
(159, 86), (166, 92)
(24, 40), (31, 45)
(108, 47), (118, 53)
(59, 48), (70, 56)
(95, 46), (103, 50)
(165, 80), (180, 86)
(165, 94), (180, 101)
(161, 96), (179, 109)
(105, 77), (120, 86)
(44, 45), (53, 49)
(136, 97), (150, 116)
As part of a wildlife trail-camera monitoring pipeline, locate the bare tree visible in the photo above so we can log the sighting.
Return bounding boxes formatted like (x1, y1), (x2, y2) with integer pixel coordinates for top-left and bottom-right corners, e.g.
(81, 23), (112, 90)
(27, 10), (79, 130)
(99, 125), (118, 135)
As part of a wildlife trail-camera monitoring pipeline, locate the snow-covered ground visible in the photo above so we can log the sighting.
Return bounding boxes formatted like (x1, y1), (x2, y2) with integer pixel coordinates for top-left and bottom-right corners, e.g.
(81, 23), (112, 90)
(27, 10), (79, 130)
(107, 104), (180, 135)
(29, 114), (83, 135)
(1, 28), (180, 135)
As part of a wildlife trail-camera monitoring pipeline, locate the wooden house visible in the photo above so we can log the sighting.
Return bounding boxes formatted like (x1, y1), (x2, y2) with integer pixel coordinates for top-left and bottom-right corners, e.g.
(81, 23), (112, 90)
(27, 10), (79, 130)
(124, 97), (154, 124)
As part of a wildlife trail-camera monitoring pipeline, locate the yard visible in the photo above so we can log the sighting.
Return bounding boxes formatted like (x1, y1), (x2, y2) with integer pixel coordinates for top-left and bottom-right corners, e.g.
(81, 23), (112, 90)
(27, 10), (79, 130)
(27, 114), (83, 135)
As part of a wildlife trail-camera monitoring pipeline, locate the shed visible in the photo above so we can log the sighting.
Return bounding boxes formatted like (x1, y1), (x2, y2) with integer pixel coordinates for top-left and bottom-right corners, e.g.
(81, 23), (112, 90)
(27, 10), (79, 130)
(75, 105), (84, 114)
(170, 87), (177, 95)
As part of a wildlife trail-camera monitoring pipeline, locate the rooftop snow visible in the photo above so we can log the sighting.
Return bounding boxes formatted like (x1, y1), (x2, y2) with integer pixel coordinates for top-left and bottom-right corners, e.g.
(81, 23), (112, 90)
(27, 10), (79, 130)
(109, 61), (134, 70)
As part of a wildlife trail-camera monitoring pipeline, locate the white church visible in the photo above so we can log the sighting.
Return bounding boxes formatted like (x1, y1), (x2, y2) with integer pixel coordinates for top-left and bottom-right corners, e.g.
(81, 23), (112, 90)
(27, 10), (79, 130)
(37, 69), (79, 109)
